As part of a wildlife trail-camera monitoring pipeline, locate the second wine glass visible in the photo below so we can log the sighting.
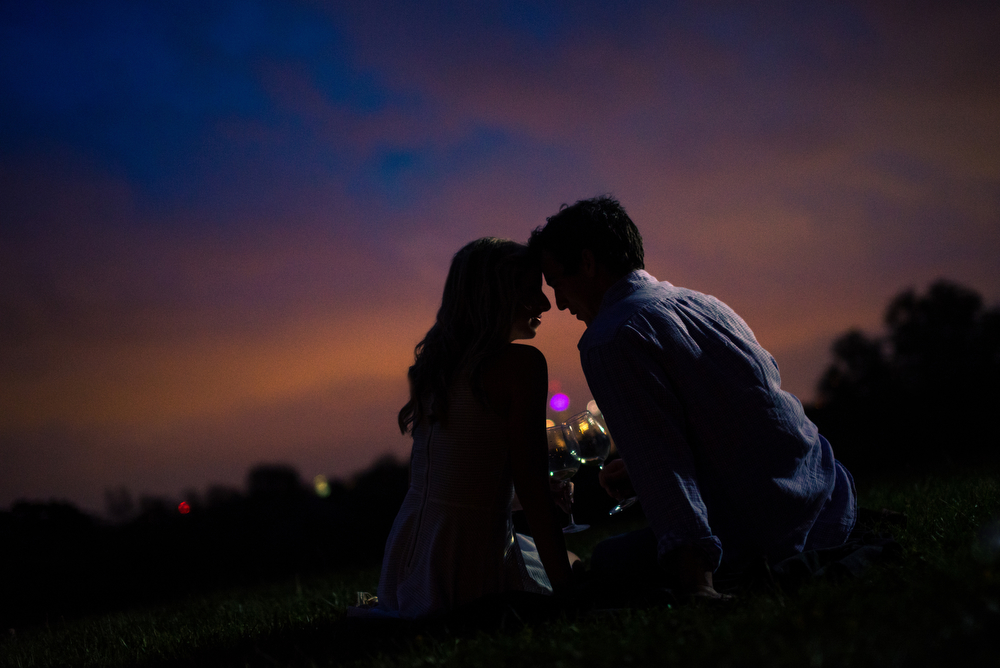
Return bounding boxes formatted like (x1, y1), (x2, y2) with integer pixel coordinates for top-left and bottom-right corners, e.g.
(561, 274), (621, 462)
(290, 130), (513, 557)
(566, 406), (639, 515)
(564, 410), (637, 514)
(564, 410), (611, 467)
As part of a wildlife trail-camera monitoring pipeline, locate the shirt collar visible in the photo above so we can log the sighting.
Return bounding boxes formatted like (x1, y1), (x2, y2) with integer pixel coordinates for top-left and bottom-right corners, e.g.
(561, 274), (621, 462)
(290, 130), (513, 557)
(599, 269), (664, 312)
(577, 270), (669, 350)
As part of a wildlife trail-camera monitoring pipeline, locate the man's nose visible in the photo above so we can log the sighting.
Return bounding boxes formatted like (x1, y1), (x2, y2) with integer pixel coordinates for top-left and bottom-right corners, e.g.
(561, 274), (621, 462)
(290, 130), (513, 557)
(554, 293), (568, 311)
(541, 294), (551, 313)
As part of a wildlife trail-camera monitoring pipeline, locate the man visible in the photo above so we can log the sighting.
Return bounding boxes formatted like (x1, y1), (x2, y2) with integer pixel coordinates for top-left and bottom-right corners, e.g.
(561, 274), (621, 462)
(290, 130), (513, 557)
(528, 196), (856, 599)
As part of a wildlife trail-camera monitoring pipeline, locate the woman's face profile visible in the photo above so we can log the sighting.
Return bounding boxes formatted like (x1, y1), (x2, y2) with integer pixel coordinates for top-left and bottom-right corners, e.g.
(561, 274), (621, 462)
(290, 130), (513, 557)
(509, 271), (551, 341)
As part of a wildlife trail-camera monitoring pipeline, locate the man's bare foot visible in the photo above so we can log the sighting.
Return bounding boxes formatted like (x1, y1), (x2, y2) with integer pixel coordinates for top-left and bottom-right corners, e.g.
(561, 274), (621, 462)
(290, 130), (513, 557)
(689, 584), (734, 601)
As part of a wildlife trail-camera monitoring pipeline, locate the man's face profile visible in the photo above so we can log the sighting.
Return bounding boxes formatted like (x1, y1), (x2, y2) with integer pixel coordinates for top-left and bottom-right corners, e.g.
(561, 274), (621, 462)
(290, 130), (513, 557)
(540, 250), (604, 326)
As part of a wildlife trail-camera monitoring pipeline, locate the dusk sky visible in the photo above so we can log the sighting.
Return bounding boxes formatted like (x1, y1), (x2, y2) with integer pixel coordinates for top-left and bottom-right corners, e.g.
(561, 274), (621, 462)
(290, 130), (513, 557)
(3, 1), (999, 515)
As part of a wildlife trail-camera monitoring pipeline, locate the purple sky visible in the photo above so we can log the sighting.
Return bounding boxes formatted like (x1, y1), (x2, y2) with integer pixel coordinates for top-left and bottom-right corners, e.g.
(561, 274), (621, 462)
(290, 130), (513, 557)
(3, 1), (999, 515)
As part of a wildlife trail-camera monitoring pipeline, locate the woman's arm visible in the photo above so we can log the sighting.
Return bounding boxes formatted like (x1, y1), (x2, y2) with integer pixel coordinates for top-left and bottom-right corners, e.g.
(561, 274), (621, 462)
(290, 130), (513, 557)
(487, 344), (574, 592)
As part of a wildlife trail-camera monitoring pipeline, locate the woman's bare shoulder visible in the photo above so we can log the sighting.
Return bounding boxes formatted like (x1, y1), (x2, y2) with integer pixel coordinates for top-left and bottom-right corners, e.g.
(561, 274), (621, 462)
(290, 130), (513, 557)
(505, 342), (546, 362)
(482, 344), (547, 398)
(494, 343), (548, 378)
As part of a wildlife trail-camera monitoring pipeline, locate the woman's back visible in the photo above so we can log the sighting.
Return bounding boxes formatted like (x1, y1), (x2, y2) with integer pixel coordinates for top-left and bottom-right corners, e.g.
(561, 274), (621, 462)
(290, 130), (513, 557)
(375, 375), (549, 618)
(407, 379), (512, 511)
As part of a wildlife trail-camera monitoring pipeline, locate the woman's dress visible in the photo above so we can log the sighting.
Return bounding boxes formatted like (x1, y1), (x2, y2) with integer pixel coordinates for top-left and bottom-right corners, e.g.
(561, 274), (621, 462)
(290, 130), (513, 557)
(373, 378), (551, 619)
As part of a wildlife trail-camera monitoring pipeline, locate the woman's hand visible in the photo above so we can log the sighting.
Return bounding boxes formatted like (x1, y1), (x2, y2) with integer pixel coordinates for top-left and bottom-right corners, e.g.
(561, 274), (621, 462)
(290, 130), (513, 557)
(519, 482), (572, 513)
(550, 480), (574, 514)
(598, 459), (635, 500)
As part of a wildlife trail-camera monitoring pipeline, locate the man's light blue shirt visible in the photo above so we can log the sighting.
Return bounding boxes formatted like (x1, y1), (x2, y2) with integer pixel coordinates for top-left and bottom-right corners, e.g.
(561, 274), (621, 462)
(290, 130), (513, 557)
(579, 271), (856, 569)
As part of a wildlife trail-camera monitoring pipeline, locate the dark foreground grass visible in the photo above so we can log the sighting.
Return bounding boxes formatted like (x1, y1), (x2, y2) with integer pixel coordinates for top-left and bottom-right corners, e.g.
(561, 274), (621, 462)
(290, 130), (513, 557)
(4, 474), (1000, 667)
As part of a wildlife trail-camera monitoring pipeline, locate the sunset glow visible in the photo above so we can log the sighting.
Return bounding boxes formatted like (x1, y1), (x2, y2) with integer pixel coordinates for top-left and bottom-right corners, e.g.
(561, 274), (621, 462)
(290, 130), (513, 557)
(2, 1), (998, 514)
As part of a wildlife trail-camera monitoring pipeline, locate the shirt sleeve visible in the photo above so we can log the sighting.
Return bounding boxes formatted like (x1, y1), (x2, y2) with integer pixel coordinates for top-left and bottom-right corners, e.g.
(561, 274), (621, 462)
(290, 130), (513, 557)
(582, 322), (724, 570)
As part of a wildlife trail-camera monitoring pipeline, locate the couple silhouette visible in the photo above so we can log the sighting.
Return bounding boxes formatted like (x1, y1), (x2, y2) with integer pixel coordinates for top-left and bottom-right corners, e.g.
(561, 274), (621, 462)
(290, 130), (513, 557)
(360, 195), (857, 619)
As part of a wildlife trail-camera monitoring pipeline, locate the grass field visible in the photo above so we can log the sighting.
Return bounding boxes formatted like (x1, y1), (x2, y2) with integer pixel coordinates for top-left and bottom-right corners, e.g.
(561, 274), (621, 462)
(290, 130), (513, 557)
(3, 474), (999, 667)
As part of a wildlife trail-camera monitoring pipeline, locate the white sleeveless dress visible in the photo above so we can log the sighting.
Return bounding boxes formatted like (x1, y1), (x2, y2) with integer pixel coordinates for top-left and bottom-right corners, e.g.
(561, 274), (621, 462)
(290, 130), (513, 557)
(373, 378), (551, 619)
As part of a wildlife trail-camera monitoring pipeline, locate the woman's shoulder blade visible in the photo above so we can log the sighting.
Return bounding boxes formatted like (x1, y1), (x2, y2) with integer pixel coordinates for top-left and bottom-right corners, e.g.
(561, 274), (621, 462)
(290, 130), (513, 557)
(507, 342), (545, 360)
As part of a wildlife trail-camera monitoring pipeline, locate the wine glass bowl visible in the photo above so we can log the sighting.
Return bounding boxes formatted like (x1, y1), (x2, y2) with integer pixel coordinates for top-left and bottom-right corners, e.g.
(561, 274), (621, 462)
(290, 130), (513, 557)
(546, 424), (580, 481)
(564, 411), (611, 467)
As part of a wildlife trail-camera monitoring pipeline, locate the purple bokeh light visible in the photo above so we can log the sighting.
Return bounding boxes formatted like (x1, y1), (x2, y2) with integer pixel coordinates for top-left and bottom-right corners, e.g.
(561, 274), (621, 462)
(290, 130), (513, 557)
(550, 393), (570, 412)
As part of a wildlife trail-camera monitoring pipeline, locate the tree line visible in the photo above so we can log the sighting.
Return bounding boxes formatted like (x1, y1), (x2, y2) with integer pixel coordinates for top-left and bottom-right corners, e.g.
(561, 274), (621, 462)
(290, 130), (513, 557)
(807, 279), (1000, 481)
(1, 458), (408, 628)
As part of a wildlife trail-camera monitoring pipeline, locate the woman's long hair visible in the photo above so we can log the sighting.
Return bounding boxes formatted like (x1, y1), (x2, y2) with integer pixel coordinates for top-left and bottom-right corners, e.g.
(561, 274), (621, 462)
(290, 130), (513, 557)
(398, 238), (533, 434)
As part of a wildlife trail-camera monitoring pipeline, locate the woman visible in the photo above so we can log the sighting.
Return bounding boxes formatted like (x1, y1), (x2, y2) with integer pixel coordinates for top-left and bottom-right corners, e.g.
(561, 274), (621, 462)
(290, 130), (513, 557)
(371, 237), (574, 619)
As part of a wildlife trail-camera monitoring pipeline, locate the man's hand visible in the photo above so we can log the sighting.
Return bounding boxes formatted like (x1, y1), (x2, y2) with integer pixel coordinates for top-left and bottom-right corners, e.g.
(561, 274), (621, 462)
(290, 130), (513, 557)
(598, 459), (635, 500)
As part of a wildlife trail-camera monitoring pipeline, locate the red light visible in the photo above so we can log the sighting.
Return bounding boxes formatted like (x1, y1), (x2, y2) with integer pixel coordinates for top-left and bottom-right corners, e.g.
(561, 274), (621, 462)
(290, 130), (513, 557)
(178, 501), (191, 514)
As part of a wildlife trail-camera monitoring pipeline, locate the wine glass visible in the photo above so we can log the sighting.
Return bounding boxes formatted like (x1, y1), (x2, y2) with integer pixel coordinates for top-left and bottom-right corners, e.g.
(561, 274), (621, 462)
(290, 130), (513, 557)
(584, 405), (637, 516)
(565, 410), (636, 515)
(546, 424), (588, 533)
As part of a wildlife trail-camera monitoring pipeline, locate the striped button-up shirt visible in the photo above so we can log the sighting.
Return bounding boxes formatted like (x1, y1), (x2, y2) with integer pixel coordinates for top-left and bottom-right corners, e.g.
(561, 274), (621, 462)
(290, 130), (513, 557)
(580, 271), (856, 569)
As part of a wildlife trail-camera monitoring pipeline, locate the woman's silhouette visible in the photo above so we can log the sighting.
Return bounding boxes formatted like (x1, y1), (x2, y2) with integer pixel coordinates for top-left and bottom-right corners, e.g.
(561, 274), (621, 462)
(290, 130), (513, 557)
(372, 238), (574, 618)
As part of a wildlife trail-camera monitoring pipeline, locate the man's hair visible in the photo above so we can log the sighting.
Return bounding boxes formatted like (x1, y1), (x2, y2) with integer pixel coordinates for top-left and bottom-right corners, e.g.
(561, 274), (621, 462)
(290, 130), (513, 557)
(528, 195), (644, 277)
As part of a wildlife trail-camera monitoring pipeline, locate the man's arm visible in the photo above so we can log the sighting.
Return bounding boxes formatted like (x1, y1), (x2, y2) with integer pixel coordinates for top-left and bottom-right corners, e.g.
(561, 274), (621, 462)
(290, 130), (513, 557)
(582, 324), (724, 591)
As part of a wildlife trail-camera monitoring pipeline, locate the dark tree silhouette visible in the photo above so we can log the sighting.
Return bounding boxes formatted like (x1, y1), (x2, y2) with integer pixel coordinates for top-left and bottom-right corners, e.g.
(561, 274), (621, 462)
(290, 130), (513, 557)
(104, 486), (135, 522)
(248, 463), (307, 498)
(1, 457), (411, 627)
(809, 280), (1000, 480)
